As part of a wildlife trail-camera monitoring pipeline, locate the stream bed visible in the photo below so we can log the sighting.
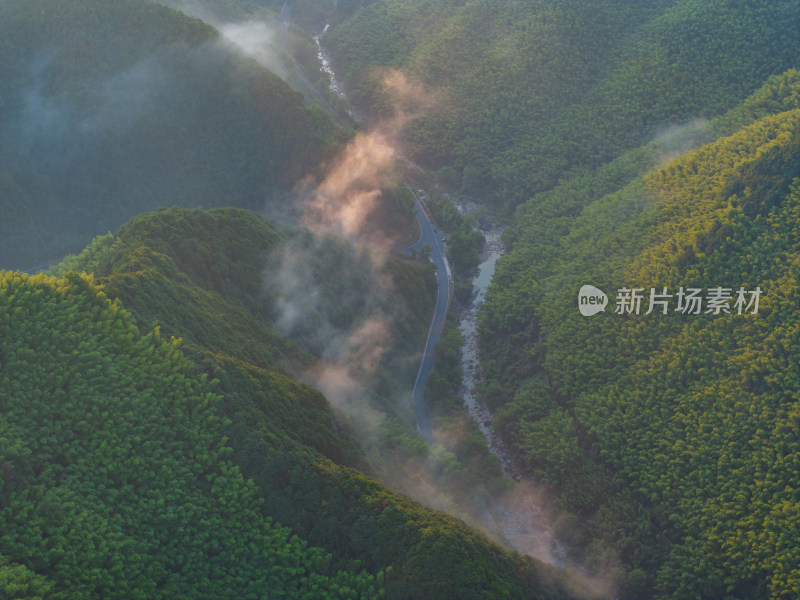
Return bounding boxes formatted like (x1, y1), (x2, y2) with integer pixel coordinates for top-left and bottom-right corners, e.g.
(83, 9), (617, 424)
(457, 226), (520, 478)
(313, 24), (362, 123)
(309, 21), (566, 567)
(455, 203), (566, 565)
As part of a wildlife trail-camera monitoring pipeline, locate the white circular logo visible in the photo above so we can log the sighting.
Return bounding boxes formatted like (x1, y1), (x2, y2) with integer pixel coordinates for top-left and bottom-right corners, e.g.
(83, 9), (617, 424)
(578, 285), (608, 316)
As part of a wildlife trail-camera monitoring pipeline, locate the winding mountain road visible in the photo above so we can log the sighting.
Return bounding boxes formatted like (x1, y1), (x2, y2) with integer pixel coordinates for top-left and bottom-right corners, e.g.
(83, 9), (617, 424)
(402, 186), (452, 442)
(287, 2), (451, 444)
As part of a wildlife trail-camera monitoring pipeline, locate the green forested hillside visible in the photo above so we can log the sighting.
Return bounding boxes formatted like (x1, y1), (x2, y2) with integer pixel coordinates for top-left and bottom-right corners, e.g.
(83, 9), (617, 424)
(0, 0), (347, 269)
(479, 71), (800, 598)
(325, 0), (800, 208)
(38, 207), (573, 600)
(0, 270), (379, 599)
(8, 0), (800, 597)
(312, 3), (800, 594)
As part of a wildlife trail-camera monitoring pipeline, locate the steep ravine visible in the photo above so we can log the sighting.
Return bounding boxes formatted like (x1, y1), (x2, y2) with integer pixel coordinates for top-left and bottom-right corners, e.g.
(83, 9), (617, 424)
(311, 18), (572, 572)
(452, 202), (567, 565)
(458, 225), (517, 476)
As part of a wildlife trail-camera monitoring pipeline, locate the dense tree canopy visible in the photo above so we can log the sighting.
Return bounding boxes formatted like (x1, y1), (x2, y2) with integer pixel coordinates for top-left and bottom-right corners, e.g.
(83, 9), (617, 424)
(39, 206), (574, 600)
(7, 0), (800, 597)
(479, 71), (800, 598)
(0, 270), (380, 598)
(325, 0), (800, 208)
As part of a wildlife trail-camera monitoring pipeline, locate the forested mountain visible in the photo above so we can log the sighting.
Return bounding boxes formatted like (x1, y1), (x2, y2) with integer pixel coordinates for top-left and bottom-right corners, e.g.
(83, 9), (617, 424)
(0, 1), (574, 595)
(324, 0), (800, 208)
(2, 207), (573, 599)
(0, 0), (347, 269)
(6, 0), (800, 597)
(479, 70), (800, 598)
(317, 3), (800, 595)
(0, 269), (380, 598)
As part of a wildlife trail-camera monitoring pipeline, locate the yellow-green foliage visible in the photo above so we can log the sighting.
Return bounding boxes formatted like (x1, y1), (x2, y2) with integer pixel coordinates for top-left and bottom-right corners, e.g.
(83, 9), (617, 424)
(480, 72), (800, 598)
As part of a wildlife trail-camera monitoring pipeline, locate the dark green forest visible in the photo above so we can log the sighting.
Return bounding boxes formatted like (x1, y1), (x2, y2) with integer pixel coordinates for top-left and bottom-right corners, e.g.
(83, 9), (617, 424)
(324, 0), (800, 209)
(4, 0), (800, 597)
(17, 207), (571, 599)
(0, 0), (348, 269)
(0, 270), (380, 598)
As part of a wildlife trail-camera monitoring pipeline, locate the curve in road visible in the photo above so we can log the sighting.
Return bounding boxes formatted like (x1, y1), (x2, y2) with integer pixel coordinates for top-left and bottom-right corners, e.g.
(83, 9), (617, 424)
(403, 186), (452, 442)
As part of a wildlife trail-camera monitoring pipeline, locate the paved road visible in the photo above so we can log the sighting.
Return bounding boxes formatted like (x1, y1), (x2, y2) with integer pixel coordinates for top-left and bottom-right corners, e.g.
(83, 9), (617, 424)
(297, 14), (446, 441)
(402, 186), (452, 442)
